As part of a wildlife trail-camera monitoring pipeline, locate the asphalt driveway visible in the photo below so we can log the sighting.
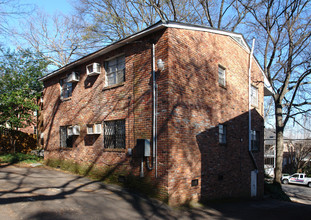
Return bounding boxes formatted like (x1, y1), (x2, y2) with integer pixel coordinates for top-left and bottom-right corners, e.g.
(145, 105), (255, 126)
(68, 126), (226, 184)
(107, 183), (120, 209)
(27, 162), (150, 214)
(0, 165), (311, 220)
(282, 184), (311, 205)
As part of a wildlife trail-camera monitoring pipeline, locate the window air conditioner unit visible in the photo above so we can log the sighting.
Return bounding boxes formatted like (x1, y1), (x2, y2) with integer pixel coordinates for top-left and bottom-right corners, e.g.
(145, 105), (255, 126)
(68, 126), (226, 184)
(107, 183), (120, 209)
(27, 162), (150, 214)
(67, 126), (73, 136)
(94, 123), (102, 134)
(87, 124), (94, 134)
(67, 71), (80, 83)
(72, 125), (80, 135)
(87, 123), (102, 135)
(86, 63), (101, 76)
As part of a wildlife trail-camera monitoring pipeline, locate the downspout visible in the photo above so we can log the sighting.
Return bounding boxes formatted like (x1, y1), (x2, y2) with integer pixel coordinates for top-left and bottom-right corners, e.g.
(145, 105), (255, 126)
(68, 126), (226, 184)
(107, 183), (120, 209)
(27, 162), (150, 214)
(146, 43), (158, 178)
(248, 38), (258, 170)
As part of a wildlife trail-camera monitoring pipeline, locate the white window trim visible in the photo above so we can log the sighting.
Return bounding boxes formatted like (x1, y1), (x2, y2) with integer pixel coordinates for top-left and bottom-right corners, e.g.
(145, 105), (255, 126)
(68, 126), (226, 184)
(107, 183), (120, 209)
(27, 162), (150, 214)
(218, 65), (226, 87)
(60, 77), (73, 99)
(104, 55), (125, 87)
(251, 85), (258, 107)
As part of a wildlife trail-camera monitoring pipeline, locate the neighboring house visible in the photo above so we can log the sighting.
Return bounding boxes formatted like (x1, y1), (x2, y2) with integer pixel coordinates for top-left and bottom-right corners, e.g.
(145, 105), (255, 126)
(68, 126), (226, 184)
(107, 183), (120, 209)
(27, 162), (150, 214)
(264, 129), (293, 176)
(39, 21), (272, 206)
(264, 128), (311, 175)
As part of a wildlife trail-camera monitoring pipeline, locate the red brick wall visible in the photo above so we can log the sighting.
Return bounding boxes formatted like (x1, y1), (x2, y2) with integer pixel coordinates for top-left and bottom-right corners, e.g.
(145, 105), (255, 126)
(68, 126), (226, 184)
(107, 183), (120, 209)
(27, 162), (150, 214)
(42, 26), (264, 206)
(42, 30), (170, 193)
(165, 28), (264, 205)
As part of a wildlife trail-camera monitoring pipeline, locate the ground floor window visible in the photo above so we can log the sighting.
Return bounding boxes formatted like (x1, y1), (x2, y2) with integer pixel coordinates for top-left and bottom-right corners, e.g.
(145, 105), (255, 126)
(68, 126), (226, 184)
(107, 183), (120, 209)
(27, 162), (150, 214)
(60, 126), (73, 148)
(264, 157), (274, 165)
(104, 119), (125, 149)
(219, 124), (226, 144)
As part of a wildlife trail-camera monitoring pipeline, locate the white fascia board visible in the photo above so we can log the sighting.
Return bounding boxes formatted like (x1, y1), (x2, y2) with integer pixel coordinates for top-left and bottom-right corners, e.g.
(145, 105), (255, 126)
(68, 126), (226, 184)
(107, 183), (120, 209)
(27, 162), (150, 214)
(163, 23), (251, 53)
(264, 74), (274, 96)
(252, 58), (274, 96)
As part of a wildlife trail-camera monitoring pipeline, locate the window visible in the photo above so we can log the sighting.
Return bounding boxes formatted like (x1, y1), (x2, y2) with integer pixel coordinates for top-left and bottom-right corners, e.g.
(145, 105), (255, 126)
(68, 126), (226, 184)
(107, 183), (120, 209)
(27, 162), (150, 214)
(60, 78), (73, 99)
(218, 65), (226, 87)
(251, 85), (258, 106)
(264, 157), (274, 165)
(104, 119), (125, 149)
(251, 130), (260, 151)
(105, 56), (125, 86)
(219, 124), (226, 144)
(60, 126), (73, 148)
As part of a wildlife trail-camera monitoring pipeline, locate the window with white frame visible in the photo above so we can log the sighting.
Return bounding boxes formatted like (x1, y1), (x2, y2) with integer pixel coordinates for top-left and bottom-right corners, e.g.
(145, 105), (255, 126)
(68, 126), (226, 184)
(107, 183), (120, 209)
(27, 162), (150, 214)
(60, 126), (73, 148)
(219, 124), (226, 144)
(251, 130), (260, 151)
(104, 119), (125, 149)
(105, 56), (125, 86)
(60, 78), (72, 99)
(251, 85), (258, 107)
(218, 65), (226, 87)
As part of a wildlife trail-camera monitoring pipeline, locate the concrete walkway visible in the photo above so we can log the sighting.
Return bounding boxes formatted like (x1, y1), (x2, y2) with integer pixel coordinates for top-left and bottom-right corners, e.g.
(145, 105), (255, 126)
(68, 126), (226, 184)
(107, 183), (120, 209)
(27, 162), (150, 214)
(0, 165), (311, 220)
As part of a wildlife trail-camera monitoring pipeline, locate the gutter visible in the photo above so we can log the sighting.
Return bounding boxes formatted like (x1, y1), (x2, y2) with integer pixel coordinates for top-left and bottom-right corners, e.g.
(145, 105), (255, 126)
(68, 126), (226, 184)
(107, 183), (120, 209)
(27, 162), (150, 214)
(146, 43), (158, 178)
(248, 38), (258, 170)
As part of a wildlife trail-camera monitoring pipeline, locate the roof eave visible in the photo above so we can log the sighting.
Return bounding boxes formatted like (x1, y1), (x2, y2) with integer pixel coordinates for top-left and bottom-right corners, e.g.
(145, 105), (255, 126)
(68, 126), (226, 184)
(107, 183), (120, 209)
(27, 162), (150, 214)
(39, 22), (166, 82)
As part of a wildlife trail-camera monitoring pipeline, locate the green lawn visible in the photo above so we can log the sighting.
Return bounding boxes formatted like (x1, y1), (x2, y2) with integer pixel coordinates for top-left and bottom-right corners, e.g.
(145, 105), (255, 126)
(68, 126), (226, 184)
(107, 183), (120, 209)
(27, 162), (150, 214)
(0, 153), (43, 164)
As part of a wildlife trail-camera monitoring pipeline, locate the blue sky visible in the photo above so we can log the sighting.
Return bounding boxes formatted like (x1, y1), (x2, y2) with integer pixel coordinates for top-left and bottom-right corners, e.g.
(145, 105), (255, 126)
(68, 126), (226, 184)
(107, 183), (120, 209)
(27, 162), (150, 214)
(23, 0), (73, 14)
(3, 0), (75, 49)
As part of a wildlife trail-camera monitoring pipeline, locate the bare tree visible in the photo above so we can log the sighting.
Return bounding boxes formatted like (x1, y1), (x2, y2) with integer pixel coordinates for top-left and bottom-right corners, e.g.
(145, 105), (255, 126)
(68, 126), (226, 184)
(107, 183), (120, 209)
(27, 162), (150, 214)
(198, 0), (252, 31)
(14, 11), (87, 68)
(293, 141), (311, 172)
(11, 1), (251, 69)
(0, 0), (33, 40)
(73, 0), (251, 45)
(241, 0), (311, 183)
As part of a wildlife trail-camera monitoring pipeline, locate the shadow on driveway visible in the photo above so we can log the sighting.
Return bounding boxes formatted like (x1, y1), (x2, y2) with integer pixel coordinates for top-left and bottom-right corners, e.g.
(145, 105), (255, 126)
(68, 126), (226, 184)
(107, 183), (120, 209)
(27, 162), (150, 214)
(0, 165), (311, 220)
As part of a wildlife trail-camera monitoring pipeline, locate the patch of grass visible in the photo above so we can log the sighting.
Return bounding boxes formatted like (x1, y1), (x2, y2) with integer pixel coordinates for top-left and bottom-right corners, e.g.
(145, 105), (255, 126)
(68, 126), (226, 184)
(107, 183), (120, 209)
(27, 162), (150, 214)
(0, 153), (43, 164)
(264, 181), (291, 201)
(44, 158), (168, 202)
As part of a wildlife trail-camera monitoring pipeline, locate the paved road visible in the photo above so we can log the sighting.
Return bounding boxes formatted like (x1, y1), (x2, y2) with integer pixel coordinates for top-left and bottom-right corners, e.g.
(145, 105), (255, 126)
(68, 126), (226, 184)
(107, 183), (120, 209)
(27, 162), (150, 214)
(0, 165), (311, 220)
(282, 184), (311, 204)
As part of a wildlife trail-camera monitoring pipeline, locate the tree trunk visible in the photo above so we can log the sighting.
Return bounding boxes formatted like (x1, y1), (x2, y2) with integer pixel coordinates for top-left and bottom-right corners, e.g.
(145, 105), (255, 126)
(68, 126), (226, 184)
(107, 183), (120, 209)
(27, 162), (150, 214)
(274, 104), (284, 183)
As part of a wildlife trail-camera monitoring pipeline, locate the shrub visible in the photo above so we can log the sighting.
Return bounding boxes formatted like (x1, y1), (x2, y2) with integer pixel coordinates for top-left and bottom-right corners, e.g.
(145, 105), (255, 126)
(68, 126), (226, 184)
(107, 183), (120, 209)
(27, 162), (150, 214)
(0, 153), (42, 164)
(264, 181), (291, 201)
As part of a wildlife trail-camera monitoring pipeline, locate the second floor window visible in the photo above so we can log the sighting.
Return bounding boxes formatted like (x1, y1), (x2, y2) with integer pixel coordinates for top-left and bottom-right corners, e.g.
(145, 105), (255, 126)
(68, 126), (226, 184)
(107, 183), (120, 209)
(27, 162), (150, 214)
(218, 65), (226, 87)
(105, 55), (125, 86)
(60, 78), (72, 99)
(251, 130), (260, 151)
(251, 85), (258, 107)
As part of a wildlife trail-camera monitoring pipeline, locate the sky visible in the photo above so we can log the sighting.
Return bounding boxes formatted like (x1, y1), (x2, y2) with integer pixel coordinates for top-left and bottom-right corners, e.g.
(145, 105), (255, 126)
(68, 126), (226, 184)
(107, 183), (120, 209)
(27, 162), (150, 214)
(1, 0), (74, 48)
(22, 0), (73, 15)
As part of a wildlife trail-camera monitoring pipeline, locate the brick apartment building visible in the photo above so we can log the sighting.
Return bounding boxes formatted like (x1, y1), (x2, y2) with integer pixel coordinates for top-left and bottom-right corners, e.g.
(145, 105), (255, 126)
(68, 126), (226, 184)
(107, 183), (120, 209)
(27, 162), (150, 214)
(39, 21), (272, 205)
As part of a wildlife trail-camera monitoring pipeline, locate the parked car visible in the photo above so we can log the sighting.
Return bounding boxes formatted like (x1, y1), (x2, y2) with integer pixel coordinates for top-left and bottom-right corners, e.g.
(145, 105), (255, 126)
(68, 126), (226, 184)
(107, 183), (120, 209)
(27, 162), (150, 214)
(282, 173), (290, 179)
(282, 173), (311, 187)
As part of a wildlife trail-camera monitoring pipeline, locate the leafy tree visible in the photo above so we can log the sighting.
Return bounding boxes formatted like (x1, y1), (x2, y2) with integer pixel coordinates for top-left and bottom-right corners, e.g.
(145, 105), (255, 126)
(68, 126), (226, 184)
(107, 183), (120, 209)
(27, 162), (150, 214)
(0, 48), (49, 129)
